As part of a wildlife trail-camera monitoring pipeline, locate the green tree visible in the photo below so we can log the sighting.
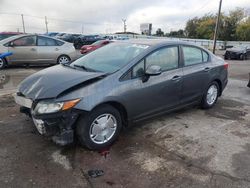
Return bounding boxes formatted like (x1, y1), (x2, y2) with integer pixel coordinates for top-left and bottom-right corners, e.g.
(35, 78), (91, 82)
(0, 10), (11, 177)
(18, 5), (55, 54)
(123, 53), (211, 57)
(167, 29), (185, 38)
(196, 14), (216, 39)
(156, 28), (164, 36)
(184, 8), (246, 41)
(236, 18), (250, 41)
(185, 17), (199, 38)
(219, 8), (245, 41)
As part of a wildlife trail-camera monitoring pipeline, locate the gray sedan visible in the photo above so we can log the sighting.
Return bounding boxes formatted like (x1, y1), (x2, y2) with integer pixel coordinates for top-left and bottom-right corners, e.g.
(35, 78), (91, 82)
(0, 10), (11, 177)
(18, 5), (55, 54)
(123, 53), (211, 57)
(14, 40), (228, 150)
(0, 34), (77, 69)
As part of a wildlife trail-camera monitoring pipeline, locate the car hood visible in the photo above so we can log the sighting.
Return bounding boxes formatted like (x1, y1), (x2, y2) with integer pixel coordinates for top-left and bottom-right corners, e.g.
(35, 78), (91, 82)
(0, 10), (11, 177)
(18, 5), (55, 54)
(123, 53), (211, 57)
(18, 65), (106, 100)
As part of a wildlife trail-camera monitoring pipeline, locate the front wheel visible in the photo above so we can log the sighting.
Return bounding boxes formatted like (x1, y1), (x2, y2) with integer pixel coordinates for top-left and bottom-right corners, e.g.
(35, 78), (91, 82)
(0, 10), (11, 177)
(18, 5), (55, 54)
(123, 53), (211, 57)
(201, 81), (219, 109)
(76, 105), (122, 150)
(240, 54), (246, 60)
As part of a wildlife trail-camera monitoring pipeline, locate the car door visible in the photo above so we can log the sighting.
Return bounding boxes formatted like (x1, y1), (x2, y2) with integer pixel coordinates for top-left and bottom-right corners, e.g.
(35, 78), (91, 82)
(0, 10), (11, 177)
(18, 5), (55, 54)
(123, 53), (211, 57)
(181, 45), (210, 104)
(8, 35), (38, 64)
(36, 36), (61, 64)
(121, 46), (183, 120)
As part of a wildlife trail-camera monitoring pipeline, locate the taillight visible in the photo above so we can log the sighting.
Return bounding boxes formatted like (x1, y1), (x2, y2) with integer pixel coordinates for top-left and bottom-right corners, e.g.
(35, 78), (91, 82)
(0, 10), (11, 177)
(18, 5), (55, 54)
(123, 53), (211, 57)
(224, 62), (229, 69)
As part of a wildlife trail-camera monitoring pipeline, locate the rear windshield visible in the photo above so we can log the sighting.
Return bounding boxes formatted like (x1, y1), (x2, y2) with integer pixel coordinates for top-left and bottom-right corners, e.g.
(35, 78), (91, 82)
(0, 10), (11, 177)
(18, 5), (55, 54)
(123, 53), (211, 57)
(71, 42), (149, 73)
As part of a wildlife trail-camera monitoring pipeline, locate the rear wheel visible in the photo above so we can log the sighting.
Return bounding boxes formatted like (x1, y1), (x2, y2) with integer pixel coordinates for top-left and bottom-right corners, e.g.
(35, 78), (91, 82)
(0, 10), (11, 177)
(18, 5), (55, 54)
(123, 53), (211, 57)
(76, 105), (122, 150)
(0, 58), (6, 69)
(57, 55), (70, 64)
(201, 81), (219, 109)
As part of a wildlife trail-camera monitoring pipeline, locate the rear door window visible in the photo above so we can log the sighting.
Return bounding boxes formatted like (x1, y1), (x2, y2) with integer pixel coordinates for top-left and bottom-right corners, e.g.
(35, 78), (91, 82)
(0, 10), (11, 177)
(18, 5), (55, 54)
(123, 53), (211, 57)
(38, 36), (57, 46)
(183, 46), (203, 66)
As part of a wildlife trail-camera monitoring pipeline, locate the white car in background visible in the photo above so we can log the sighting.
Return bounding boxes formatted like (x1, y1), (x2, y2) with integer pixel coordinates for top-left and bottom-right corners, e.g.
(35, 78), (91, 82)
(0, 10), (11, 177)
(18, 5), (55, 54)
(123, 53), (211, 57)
(0, 34), (77, 69)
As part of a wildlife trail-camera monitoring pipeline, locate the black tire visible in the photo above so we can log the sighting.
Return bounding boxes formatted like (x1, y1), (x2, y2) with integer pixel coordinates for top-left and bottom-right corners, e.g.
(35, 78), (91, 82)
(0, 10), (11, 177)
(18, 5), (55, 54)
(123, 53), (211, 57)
(57, 55), (70, 64)
(0, 58), (7, 69)
(76, 104), (122, 150)
(239, 54), (246, 60)
(224, 53), (229, 60)
(201, 81), (220, 109)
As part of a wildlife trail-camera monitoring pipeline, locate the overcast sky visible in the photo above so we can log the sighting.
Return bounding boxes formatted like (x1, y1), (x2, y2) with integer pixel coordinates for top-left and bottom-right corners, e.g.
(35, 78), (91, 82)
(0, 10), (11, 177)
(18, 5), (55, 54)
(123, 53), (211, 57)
(0, 0), (249, 34)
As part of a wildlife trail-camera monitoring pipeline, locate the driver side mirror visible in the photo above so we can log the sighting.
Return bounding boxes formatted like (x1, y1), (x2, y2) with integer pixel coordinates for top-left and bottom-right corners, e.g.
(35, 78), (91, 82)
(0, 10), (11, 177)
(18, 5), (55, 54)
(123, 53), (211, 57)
(142, 65), (162, 82)
(145, 65), (162, 76)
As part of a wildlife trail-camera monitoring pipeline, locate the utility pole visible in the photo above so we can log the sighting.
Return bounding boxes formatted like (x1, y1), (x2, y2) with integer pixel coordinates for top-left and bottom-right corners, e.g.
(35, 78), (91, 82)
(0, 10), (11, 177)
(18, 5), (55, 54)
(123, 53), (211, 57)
(45, 16), (48, 34)
(81, 24), (84, 34)
(21, 14), (26, 33)
(122, 19), (126, 33)
(212, 0), (223, 54)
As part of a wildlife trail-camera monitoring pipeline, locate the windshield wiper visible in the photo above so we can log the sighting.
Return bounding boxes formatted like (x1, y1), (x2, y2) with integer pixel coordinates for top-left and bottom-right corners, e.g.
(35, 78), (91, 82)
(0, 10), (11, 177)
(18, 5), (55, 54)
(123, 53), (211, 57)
(73, 64), (99, 72)
(61, 63), (76, 69)
(73, 64), (89, 70)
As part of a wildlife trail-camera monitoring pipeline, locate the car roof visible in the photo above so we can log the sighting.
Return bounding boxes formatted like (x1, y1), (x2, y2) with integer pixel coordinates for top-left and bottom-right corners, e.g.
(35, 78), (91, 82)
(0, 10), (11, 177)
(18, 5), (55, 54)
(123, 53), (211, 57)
(0, 34), (67, 44)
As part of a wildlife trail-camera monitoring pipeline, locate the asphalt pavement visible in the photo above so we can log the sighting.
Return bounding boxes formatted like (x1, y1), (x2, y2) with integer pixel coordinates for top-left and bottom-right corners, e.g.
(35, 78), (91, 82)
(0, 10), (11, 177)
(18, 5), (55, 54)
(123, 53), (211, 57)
(0, 55), (250, 188)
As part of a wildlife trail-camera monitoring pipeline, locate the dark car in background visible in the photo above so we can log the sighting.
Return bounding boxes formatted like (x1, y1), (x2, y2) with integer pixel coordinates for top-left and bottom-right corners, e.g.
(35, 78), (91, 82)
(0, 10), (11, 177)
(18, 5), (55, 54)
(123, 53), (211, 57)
(80, 40), (112, 54)
(58, 34), (81, 43)
(0, 32), (23, 41)
(74, 35), (104, 49)
(14, 40), (228, 150)
(224, 45), (250, 60)
(45, 32), (59, 37)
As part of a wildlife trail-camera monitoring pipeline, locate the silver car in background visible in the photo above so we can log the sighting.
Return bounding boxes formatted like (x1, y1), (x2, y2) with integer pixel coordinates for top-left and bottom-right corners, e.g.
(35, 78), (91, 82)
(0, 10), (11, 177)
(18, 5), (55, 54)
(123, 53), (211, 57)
(0, 34), (77, 69)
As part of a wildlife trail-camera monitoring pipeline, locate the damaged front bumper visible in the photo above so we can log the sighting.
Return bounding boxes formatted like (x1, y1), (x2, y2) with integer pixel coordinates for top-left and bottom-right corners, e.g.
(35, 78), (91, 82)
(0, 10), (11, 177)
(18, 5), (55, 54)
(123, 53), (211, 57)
(21, 106), (81, 145)
(15, 94), (84, 146)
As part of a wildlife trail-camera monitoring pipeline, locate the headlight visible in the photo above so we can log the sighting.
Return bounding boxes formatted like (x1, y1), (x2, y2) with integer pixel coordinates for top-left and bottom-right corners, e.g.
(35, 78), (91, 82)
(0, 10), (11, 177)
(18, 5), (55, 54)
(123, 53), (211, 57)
(34, 99), (80, 114)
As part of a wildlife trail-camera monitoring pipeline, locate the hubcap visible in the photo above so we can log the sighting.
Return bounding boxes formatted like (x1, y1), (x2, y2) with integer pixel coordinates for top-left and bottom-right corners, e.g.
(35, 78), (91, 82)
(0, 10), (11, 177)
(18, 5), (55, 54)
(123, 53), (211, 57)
(58, 56), (69, 64)
(206, 84), (218, 105)
(89, 113), (117, 144)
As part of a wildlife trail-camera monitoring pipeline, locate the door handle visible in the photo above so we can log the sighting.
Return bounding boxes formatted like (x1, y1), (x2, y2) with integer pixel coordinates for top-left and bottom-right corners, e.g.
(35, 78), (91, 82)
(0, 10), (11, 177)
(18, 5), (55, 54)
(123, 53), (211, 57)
(31, 48), (36, 51)
(55, 48), (59, 51)
(171, 75), (181, 81)
(203, 67), (211, 72)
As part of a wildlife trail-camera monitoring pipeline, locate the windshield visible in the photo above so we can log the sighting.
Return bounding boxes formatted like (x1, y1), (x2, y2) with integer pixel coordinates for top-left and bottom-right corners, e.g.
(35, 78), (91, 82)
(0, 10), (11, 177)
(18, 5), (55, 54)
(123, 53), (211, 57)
(71, 42), (149, 73)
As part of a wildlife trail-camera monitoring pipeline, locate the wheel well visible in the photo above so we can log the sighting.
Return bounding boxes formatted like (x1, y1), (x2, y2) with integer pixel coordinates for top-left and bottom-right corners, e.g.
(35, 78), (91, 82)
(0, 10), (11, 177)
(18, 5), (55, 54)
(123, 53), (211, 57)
(93, 102), (128, 127)
(213, 79), (222, 96)
(0, 57), (7, 63)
